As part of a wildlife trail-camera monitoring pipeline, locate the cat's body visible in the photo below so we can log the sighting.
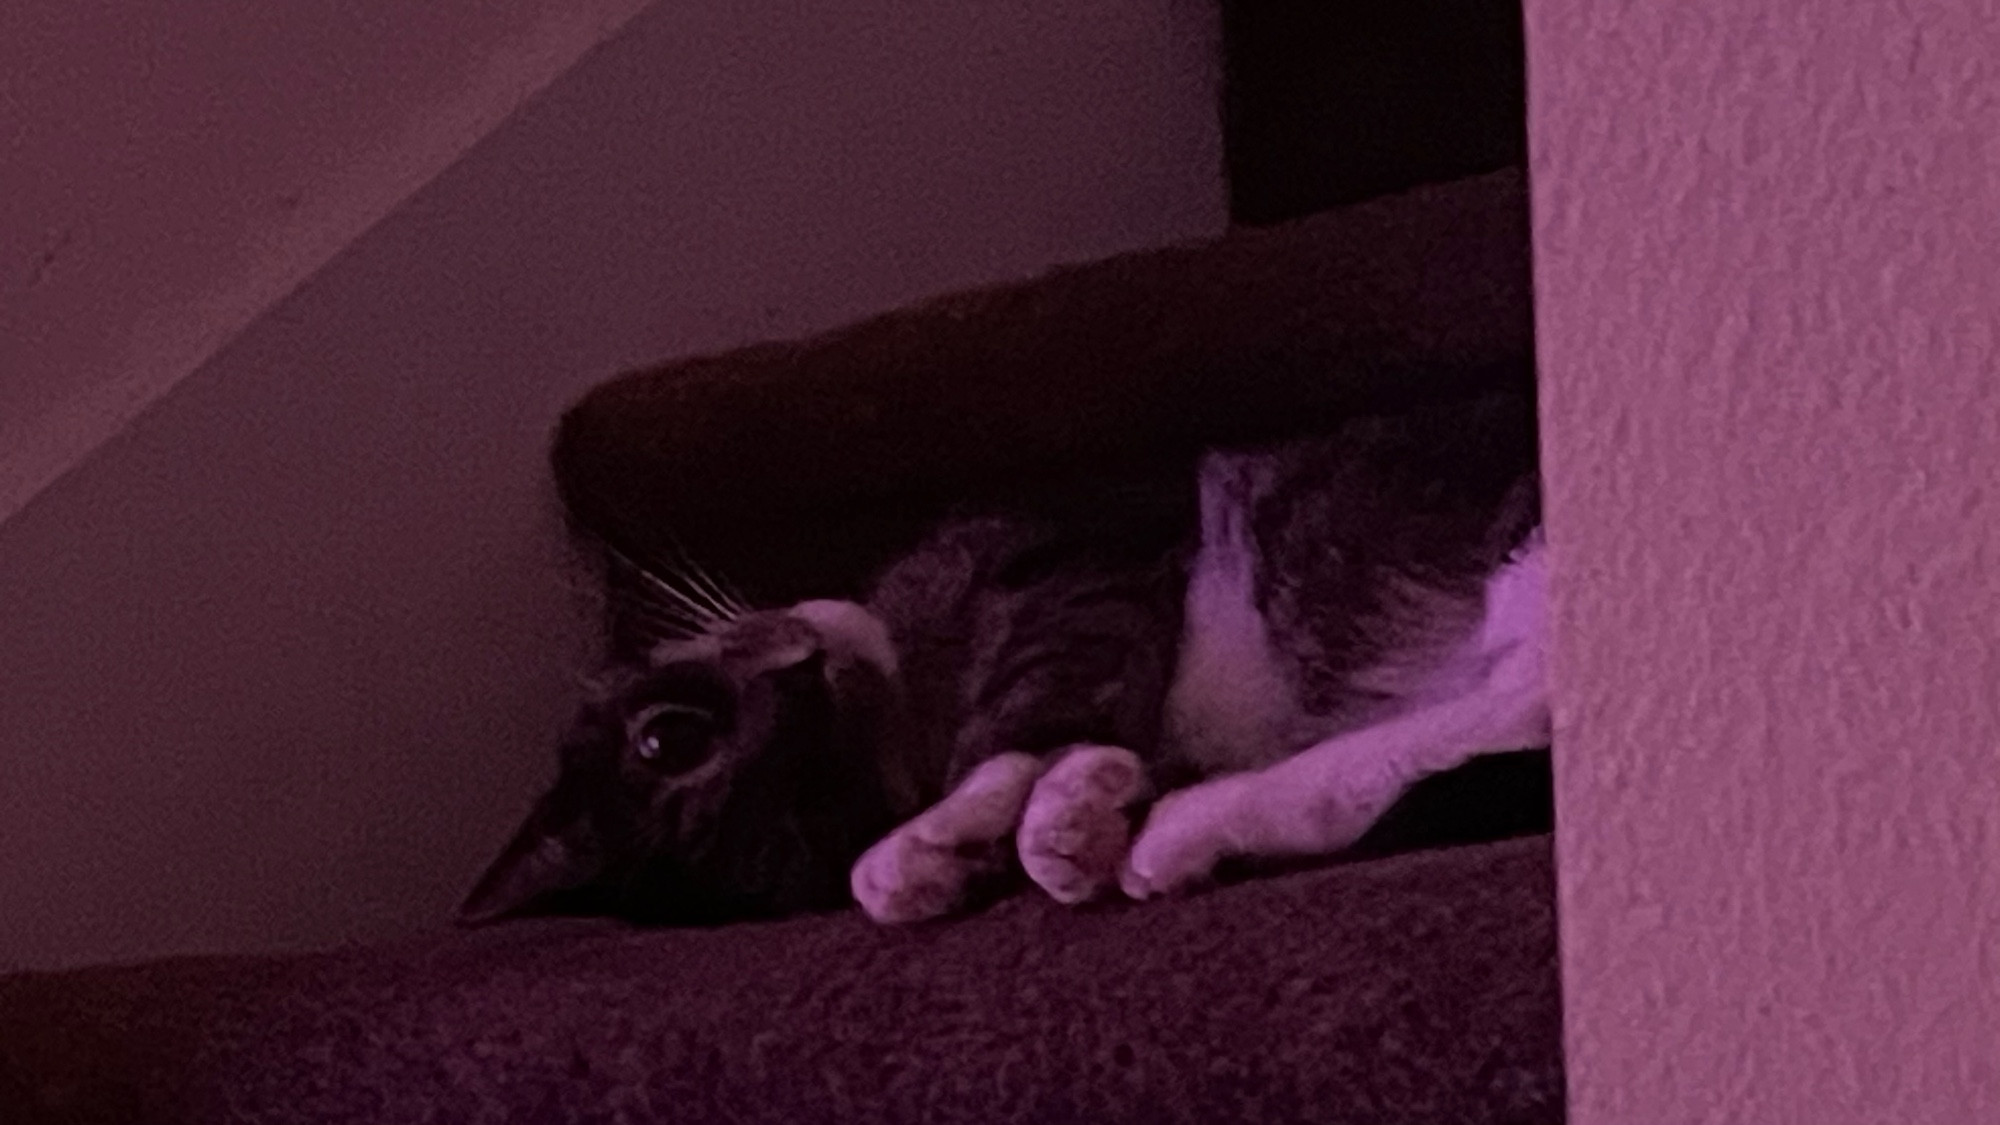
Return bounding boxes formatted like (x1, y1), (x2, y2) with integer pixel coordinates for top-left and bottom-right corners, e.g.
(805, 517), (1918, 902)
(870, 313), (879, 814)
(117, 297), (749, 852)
(462, 389), (1551, 927)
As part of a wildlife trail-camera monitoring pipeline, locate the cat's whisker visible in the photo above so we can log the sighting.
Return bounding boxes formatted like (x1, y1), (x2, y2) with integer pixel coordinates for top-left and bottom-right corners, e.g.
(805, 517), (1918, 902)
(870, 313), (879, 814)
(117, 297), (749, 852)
(716, 561), (750, 611)
(624, 568), (720, 612)
(683, 575), (740, 621)
(624, 594), (710, 633)
(664, 564), (735, 621)
(656, 538), (746, 621)
(623, 556), (726, 622)
(639, 586), (723, 631)
(622, 540), (730, 622)
(592, 535), (736, 632)
(688, 555), (751, 619)
(656, 570), (732, 624)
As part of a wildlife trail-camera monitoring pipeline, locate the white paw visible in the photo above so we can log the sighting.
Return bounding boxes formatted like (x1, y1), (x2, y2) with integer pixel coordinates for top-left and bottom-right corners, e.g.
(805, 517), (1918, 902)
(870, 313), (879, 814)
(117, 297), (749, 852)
(849, 752), (1041, 924)
(1120, 777), (1244, 901)
(850, 825), (977, 925)
(1018, 745), (1144, 905)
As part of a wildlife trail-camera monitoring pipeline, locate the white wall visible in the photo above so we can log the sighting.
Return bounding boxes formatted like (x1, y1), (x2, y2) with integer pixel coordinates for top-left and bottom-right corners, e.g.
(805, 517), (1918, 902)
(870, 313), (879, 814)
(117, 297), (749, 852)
(1530, 0), (2000, 1120)
(0, 0), (658, 522)
(0, 0), (1226, 971)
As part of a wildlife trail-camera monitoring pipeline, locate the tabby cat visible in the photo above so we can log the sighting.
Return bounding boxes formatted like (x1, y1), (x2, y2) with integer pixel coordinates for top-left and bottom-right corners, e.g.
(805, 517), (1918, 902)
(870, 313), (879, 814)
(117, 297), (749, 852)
(460, 389), (1550, 926)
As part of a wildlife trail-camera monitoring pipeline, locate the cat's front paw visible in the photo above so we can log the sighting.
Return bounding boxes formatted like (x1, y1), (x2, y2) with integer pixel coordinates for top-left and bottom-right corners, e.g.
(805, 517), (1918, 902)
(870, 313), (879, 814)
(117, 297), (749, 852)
(850, 827), (979, 925)
(850, 751), (1042, 924)
(1018, 744), (1144, 905)
(1120, 777), (1245, 900)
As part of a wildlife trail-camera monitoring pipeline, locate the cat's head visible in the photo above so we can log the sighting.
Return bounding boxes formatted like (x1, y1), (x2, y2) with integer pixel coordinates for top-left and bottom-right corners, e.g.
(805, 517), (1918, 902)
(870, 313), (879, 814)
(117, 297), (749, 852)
(459, 600), (914, 926)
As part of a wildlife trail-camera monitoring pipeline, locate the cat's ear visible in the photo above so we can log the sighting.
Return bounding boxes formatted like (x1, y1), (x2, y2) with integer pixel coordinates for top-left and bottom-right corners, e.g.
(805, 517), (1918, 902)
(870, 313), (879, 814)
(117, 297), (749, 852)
(457, 789), (604, 926)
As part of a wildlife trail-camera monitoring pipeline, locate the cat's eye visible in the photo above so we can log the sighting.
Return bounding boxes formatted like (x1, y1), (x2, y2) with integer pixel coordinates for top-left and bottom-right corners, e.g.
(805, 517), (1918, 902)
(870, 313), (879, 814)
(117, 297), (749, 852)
(630, 704), (718, 774)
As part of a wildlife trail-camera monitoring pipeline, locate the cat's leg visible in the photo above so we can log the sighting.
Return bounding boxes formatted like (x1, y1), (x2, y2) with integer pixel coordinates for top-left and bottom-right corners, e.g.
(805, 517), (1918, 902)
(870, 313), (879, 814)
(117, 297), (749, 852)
(946, 551), (1181, 908)
(850, 752), (1043, 924)
(1121, 642), (1549, 900)
(1017, 744), (1147, 904)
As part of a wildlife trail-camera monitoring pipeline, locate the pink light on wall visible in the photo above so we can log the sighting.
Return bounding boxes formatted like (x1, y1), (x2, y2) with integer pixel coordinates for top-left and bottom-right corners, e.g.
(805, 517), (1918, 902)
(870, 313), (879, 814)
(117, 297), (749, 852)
(1529, 0), (1999, 1121)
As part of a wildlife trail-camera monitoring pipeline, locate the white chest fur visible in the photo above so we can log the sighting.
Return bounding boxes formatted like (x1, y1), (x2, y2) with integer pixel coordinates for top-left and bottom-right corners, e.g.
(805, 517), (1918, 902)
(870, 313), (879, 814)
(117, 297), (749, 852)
(1162, 454), (1549, 778)
(1162, 453), (1311, 773)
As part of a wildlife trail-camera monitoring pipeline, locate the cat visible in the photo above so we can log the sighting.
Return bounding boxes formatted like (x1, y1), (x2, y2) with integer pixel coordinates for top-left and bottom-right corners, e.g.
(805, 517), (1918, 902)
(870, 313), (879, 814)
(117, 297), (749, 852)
(459, 388), (1550, 927)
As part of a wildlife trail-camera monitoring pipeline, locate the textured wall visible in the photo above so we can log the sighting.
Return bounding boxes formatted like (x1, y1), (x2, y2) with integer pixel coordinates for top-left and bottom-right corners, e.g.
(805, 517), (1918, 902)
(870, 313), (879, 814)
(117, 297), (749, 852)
(1529, 2), (1998, 1122)
(0, 0), (657, 522)
(0, 0), (1225, 971)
